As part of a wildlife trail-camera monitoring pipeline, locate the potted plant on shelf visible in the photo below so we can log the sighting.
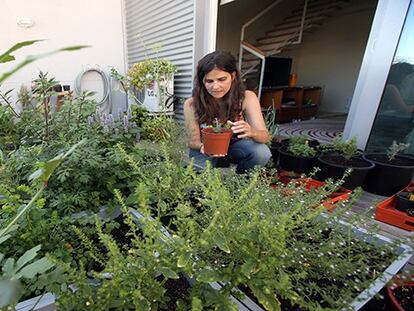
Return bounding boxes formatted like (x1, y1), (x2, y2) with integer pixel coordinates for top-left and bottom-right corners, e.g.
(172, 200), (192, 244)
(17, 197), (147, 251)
(317, 135), (374, 189)
(201, 118), (233, 156)
(127, 57), (177, 113)
(387, 274), (414, 311)
(278, 135), (319, 174)
(363, 141), (414, 196)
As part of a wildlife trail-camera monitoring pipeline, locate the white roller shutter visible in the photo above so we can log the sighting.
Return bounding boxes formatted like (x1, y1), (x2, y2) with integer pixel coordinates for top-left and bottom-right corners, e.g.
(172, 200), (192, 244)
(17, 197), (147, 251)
(123, 0), (195, 120)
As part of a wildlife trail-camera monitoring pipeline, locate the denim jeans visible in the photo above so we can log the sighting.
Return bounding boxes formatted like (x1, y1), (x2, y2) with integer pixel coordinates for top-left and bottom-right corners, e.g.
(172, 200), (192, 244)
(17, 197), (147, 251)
(189, 139), (271, 174)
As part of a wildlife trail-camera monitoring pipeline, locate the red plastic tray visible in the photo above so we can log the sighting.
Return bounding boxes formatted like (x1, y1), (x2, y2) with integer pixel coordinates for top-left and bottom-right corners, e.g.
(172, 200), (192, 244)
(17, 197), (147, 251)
(375, 184), (414, 231)
(272, 170), (352, 211)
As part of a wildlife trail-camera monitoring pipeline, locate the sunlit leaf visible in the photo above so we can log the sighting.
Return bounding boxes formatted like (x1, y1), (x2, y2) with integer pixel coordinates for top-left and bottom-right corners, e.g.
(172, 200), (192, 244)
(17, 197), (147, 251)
(15, 257), (54, 279)
(0, 40), (44, 63)
(0, 278), (22, 308)
(177, 252), (191, 268)
(0, 45), (90, 83)
(16, 245), (41, 271)
(157, 267), (178, 279)
(197, 268), (219, 283)
(212, 231), (230, 253)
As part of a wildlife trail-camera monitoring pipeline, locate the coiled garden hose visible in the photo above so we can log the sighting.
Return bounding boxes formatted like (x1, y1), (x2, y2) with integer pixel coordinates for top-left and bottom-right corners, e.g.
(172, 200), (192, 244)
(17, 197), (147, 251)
(74, 67), (111, 109)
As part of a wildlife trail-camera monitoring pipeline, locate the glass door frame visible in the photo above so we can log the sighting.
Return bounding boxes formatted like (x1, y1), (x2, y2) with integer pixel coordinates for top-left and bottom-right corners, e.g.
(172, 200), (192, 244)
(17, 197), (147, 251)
(343, 0), (411, 150)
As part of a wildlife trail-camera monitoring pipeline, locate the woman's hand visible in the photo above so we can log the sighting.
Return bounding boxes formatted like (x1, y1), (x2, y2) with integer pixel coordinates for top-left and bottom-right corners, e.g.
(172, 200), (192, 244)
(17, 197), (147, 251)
(228, 120), (254, 139)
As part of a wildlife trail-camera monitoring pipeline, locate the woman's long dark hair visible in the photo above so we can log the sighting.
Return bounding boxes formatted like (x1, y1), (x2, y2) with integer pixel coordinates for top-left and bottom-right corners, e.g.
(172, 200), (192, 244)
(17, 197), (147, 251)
(192, 51), (245, 125)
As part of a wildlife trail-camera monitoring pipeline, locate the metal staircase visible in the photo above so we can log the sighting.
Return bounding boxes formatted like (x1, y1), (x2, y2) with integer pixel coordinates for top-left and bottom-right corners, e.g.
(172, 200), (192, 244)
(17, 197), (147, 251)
(238, 0), (350, 99)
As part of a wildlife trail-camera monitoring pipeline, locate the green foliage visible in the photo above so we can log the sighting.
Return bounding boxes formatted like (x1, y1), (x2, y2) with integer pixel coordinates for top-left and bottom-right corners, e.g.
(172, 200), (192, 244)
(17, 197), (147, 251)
(142, 115), (177, 142)
(0, 141), (83, 309)
(387, 141), (410, 161)
(287, 136), (317, 157)
(0, 41), (88, 84)
(0, 104), (17, 147)
(127, 58), (177, 91)
(321, 134), (359, 160)
(115, 145), (400, 311)
(209, 118), (231, 133)
(55, 207), (172, 310)
(263, 108), (279, 140)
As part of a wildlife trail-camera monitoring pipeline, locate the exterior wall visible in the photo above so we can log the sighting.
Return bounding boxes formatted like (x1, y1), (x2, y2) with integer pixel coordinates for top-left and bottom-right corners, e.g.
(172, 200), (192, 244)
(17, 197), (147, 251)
(0, 0), (126, 111)
(280, 2), (376, 114)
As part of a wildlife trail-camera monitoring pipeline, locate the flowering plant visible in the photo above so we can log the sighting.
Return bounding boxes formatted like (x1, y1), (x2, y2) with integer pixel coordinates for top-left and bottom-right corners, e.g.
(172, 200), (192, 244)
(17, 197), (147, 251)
(287, 136), (317, 157)
(127, 58), (176, 91)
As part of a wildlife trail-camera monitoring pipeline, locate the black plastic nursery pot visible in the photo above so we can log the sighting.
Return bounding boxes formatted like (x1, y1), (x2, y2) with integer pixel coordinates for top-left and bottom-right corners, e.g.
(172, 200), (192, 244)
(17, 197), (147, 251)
(278, 146), (319, 174)
(317, 154), (375, 190)
(395, 193), (414, 217)
(362, 154), (414, 196)
(281, 138), (320, 149)
(269, 141), (282, 165)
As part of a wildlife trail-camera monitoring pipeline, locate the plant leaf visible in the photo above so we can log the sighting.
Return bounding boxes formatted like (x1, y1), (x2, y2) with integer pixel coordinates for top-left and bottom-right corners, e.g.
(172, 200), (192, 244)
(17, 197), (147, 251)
(15, 257), (54, 279)
(0, 278), (22, 308)
(250, 284), (281, 311)
(158, 267), (179, 279)
(0, 40), (44, 63)
(15, 245), (41, 271)
(241, 260), (257, 277)
(212, 231), (230, 253)
(2, 258), (15, 276)
(197, 268), (219, 283)
(0, 234), (11, 245)
(29, 139), (86, 183)
(177, 252), (191, 268)
(0, 45), (89, 83)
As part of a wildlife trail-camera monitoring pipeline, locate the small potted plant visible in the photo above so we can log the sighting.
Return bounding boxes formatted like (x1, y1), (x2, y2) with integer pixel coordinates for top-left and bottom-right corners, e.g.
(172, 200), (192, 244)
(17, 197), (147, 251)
(278, 136), (319, 174)
(363, 142), (414, 196)
(317, 135), (374, 189)
(387, 274), (414, 311)
(201, 118), (232, 156)
(127, 57), (177, 113)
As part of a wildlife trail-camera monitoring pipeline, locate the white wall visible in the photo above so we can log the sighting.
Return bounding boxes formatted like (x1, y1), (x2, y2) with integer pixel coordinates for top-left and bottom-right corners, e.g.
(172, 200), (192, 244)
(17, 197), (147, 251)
(0, 0), (127, 112)
(281, 2), (376, 114)
(217, 0), (377, 114)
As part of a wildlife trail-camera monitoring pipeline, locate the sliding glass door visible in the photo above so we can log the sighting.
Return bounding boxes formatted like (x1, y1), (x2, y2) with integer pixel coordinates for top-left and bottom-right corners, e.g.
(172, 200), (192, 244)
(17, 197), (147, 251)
(366, 1), (414, 154)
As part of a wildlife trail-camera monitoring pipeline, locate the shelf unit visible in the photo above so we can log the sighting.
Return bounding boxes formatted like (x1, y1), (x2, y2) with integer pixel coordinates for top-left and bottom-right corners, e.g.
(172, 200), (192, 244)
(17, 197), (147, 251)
(261, 86), (321, 123)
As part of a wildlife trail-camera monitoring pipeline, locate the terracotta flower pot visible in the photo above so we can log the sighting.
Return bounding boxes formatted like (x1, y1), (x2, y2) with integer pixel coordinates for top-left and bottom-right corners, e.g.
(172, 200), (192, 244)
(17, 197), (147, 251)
(201, 128), (232, 156)
(387, 274), (414, 311)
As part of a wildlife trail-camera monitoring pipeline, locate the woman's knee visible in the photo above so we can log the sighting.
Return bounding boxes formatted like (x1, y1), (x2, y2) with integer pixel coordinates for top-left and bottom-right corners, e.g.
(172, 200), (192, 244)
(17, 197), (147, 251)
(231, 140), (271, 166)
(251, 143), (272, 166)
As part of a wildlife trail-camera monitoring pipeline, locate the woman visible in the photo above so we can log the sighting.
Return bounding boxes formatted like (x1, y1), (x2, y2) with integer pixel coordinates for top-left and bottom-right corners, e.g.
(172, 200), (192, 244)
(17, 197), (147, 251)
(383, 62), (414, 114)
(184, 51), (271, 173)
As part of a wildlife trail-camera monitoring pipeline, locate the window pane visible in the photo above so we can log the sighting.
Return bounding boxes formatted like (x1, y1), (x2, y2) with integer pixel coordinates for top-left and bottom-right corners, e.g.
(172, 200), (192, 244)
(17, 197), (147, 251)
(366, 2), (414, 155)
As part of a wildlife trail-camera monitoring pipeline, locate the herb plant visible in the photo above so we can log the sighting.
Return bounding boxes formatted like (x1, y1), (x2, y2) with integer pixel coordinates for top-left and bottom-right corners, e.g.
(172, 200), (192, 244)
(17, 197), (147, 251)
(322, 134), (359, 160)
(287, 136), (317, 157)
(387, 141), (410, 161)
